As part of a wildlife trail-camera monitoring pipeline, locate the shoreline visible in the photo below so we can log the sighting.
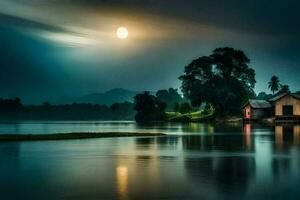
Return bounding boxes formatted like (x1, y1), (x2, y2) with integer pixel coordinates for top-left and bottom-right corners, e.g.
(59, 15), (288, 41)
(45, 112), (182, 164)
(0, 132), (165, 142)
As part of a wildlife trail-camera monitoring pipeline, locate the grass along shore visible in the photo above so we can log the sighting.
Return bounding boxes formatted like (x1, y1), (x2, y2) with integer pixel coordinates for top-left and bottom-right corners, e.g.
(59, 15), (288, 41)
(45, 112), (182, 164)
(0, 132), (165, 142)
(165, 110), (214, 122)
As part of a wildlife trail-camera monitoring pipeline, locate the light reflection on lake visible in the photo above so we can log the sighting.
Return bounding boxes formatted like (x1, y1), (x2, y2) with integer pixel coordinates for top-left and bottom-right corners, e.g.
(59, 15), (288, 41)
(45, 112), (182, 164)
(0, 122), (300, 199)
(0, 121), (222, 135)
(116, 165), (128, 200)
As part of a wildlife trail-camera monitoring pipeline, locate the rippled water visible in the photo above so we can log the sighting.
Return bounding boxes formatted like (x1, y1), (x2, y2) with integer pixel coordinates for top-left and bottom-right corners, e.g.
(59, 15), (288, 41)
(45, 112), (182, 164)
(0, 122), (300, 199)
(0, 121), (218, 135)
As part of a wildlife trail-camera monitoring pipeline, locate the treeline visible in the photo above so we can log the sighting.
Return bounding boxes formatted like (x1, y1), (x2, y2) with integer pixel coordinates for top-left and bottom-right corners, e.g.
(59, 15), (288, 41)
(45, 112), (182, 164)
(256, 75), (300, 100)
(0, 100), (134, 120)
(134, 47), (256, 122)
(0, 88), (187, 121)
(134, 89), (196, 122)
(134, 47), (300, 123)
(155, 88), (185, 111)
(3, 48), (298, 122)
(0, 97), (23, 112)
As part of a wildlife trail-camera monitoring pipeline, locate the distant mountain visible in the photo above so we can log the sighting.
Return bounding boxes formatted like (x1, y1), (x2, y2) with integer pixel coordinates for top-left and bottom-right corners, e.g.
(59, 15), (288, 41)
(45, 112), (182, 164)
(54, 88), (141, 105)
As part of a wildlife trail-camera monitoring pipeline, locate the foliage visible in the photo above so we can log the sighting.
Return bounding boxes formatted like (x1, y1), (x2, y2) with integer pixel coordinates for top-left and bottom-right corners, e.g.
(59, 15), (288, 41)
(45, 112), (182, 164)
(0, 98), (134, 120)
(202, 103), (215, 115)
(43, 102), (51, 106)
(267, 75), (290, 96)
(0, 97), (23, 112)
(134, 92), (166, 122)
(179, 47), (256, 116)
(256, 92), (273, 100)
(174, 102), (193, 114)
(268, 75), (280, 94)
(156, 88), (183, 111)
(278, 84), (290, 94)
(166, 106), (214, 122)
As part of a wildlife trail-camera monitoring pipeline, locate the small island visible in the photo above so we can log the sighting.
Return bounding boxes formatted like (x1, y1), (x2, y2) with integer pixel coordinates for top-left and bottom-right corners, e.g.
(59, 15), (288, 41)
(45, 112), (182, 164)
(0, 132), (165, 142)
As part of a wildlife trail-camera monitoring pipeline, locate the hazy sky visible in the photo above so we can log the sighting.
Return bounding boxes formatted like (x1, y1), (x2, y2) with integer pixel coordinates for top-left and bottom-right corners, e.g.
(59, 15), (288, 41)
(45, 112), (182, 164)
(0, 0), (299, 103)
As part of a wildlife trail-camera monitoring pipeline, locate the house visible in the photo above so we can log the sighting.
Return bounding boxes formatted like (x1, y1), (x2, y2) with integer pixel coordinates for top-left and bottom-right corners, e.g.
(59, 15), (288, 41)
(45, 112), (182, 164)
(242, 99), (272, 120)
(269, 93), (300, 121)
(243, 92), (300, 122)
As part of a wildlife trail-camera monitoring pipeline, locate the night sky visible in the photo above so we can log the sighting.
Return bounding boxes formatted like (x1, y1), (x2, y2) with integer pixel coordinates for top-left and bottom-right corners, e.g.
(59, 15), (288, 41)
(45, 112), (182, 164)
(0, 0), (299, 103)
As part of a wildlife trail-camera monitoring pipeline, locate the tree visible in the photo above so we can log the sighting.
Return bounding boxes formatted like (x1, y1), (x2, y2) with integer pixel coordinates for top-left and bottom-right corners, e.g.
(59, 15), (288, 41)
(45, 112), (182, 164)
(0, 97), (23, 112)
(134, 92), (166, 122)
(256, 92), (272, 100)
(268, 75), (280, 94)
(43, 102), (51, 106)
(202, 103), (214, 115)
(211, 47), (255, 87)
(173, 102), (180, 112)
(110, 103), (120, 110)
(156, 88), (183, 111)
(278, 84), (290, 94)
(179, 47), (256, 116)
(178, 102), (193, 114)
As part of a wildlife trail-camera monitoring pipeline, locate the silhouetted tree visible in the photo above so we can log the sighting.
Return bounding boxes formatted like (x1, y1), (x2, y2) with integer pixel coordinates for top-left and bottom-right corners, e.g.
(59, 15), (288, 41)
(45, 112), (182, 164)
(43, 102), (51, 106)
(202, 103), (214, 115)
(179, 47), (256, 116)
(268, 75), (280, 94)
(278, 84), (290, 94)
(0, 98), (134, 120)
(134, 92), (166, 122)
(156, 88), (183, 111)
(178, 102), (193, 114)
(0, 97), (23, 112)
(156, 101), (167, 120)
(110, 102), (120, 110)
(256, 92), (273, 100)
(15, 97), (21, 105)
(173, 102), (180, 112)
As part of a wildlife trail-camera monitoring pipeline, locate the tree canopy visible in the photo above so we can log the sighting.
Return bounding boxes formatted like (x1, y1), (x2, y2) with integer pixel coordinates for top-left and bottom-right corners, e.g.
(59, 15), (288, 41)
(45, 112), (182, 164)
(156, 88), (183, 111)
(179, 47), (256, 116)
(256, 92), (273, 100)
(134, 92), (166, 122)
(278, 84), (290, 94)
(174, 102), (193, 114)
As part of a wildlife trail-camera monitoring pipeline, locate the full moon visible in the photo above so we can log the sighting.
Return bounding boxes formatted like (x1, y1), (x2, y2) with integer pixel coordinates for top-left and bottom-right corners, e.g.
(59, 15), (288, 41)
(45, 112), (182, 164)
(116, 27), (129, 39)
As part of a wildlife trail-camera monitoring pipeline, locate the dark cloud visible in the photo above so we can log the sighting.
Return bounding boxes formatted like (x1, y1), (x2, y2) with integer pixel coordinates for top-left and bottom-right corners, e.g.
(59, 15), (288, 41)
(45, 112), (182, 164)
(62, 0), (300, 36)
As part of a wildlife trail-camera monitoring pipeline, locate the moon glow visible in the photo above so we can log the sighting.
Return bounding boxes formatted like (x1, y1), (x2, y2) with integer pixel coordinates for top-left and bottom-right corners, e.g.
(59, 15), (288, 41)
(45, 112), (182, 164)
(116, 27), (129, 39)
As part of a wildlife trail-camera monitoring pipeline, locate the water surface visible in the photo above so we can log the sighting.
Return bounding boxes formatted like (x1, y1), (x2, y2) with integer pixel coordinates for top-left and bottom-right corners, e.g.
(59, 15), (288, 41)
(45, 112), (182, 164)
(0, 122), (299, 199)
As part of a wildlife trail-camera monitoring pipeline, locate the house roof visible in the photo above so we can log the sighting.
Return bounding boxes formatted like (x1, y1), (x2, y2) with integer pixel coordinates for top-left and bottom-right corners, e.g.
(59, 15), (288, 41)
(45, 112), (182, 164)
(268, 92), (300, 102)
(243, 99), (272, 109)
(268, 92), (289, 101)
(292, 93), (300, 99)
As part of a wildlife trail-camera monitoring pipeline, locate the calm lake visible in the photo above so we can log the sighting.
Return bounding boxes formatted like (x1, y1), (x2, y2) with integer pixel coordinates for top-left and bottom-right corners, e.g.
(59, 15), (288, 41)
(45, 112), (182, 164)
(0, 121), (300, 200)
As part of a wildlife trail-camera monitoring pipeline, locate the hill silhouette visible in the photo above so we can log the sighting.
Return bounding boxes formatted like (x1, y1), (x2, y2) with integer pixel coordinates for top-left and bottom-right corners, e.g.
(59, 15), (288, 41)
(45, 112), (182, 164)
(54, 88), (141, 105)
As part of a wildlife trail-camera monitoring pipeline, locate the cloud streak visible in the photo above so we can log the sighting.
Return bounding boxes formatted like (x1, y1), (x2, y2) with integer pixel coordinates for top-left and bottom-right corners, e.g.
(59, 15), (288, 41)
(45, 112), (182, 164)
(1, 0), (275, 46)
